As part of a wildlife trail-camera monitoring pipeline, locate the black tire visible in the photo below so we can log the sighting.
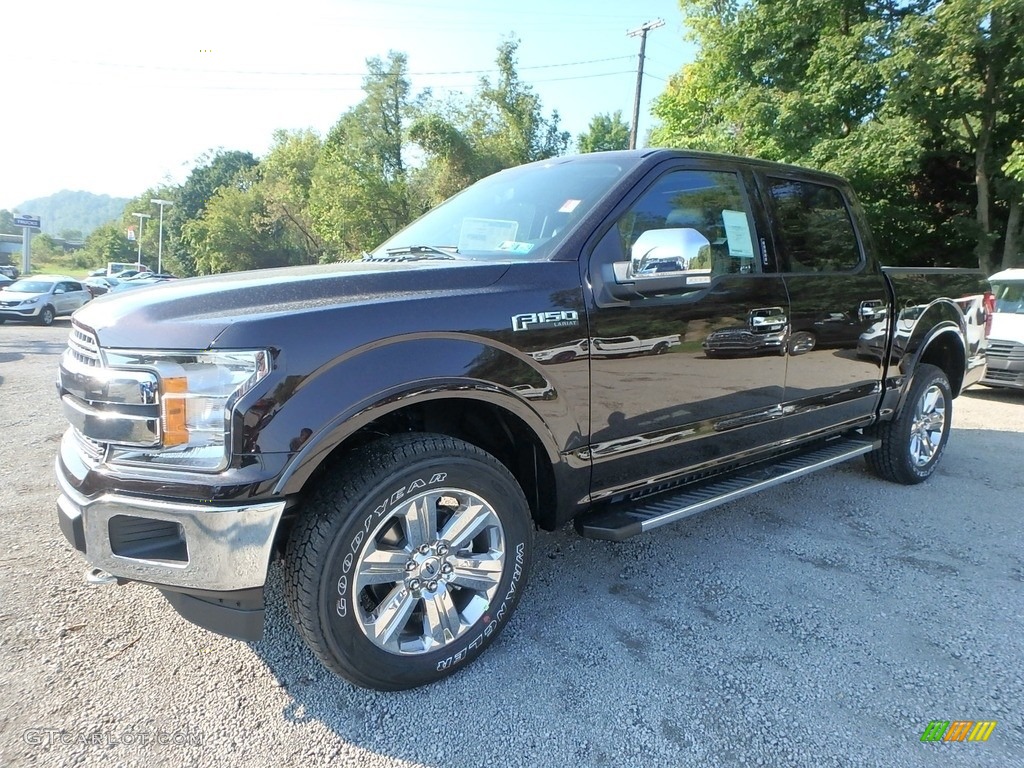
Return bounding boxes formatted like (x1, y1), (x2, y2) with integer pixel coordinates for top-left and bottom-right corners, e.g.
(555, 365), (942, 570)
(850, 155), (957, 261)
(651, 342), (670, 355)
(284, 433), (533, 690)
(37, 306), (55, 326)
(865, 363), (951, 484)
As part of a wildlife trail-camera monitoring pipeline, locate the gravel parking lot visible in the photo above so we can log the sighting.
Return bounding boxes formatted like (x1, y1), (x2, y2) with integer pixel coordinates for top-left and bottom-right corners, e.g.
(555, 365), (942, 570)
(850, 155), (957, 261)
(1, 320), (1022, 767)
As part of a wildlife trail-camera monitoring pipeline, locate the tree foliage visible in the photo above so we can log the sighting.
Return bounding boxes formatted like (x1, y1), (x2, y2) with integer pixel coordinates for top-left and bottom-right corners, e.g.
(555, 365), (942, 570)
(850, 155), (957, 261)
(170, 150), (259, 274)
(309, 52), (417, 257)
(93, 42), (570, 273)
(578, 110), (630, 153)
(410, 39), (570, 206)
(78, 222), (135, 267)
(653, 0), (1024, 273)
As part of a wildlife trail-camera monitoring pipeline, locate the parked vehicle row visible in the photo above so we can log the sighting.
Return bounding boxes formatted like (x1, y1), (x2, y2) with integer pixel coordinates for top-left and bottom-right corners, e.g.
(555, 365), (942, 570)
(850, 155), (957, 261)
(0, 269), (179, 324)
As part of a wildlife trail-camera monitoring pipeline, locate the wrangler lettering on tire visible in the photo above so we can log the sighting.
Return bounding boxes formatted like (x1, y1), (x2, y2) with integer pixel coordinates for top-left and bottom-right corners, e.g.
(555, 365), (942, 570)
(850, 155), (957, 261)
(284, 433), (533, 690)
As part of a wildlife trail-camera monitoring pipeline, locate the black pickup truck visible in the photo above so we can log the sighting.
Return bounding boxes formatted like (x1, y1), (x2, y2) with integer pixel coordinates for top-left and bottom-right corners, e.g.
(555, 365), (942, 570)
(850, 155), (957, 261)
(55, 149), (989, 690)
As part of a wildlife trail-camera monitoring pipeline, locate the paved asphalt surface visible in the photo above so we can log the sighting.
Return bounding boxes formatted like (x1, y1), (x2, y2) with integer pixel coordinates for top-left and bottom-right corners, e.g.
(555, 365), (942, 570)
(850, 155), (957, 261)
(0, 320), (1021, 767)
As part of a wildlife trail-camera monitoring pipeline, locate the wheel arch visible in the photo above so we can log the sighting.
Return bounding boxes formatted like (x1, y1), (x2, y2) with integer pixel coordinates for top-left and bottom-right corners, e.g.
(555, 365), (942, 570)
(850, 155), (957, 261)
(891, 299), (967, 394)
(274, 384), (566, 532)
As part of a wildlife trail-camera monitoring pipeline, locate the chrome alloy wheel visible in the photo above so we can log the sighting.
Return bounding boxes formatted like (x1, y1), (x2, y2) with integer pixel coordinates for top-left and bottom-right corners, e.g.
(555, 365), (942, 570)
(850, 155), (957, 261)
(352, 489), (506, 655)
(909, 384), (946, 467)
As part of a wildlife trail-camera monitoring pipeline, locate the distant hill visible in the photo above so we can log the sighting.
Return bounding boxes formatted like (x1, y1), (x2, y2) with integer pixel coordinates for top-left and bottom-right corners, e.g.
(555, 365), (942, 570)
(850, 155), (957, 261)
(13, 190), (130, 237)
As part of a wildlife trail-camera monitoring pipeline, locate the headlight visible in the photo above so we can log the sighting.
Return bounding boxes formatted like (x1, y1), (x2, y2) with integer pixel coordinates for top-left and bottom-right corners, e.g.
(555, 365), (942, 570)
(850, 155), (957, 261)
(105, 349), (270, 471)
(23, 297), (40, 305)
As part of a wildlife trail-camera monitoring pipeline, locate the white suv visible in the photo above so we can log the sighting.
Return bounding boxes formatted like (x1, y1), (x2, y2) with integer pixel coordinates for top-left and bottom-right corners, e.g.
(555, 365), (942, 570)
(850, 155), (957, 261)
(0, 275), (92, 326)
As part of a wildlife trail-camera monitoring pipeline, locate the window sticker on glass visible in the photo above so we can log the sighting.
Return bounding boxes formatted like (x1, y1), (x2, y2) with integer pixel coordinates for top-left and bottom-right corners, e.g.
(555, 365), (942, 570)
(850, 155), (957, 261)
(721, 209), (755, 257)
(559, 199), (582, 213)
(459, 218), (520, 251)
(497, 240), (535, 254)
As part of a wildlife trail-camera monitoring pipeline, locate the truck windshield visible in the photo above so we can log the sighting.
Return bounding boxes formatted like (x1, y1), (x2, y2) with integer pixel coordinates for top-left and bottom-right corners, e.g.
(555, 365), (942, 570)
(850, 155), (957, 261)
(991, 282), (1024, 313)
(373, 156), (631, 261)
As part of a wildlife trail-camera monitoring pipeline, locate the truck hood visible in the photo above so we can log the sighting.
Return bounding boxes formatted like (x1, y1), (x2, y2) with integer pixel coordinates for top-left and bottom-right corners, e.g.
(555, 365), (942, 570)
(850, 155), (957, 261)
(74, 259), (512, 349)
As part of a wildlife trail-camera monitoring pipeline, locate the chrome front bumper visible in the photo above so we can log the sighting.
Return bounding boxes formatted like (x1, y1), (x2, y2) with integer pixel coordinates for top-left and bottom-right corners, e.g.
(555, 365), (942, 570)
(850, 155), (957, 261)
(55, 457), (287, 592)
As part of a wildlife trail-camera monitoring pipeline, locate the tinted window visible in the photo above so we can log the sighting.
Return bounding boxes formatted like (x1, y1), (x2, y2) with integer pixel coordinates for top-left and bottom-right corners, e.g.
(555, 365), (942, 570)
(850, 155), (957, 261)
(768, 179), (861, 272)
(617, 170), (757, 275)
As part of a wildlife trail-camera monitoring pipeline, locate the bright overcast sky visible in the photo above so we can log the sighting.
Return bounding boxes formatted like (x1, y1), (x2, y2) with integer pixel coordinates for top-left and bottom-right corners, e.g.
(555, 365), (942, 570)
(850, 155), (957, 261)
(3, 0), (693, 211)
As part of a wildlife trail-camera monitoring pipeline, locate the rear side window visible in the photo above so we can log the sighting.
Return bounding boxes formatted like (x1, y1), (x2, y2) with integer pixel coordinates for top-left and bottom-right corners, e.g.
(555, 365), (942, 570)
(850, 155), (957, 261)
(768, 178), (861, 272)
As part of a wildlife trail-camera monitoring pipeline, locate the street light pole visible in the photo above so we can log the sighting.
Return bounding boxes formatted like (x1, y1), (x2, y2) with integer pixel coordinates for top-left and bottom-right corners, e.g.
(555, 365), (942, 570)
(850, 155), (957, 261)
(150, 199), (173, 274)
(132, 212), (151, 269)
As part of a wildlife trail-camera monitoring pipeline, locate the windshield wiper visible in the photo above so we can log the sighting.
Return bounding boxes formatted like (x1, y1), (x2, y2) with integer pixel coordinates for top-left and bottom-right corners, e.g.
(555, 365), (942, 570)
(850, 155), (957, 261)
(365, 245), (460, 262)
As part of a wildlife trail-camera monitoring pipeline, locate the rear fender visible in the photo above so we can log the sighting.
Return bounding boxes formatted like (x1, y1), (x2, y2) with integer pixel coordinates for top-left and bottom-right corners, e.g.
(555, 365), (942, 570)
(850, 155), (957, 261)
(883, 299), (966, 415)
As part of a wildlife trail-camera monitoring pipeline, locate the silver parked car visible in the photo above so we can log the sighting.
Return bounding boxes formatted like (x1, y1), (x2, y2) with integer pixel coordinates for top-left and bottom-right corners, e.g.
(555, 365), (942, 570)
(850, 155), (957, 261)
(0, 275), (92, 325)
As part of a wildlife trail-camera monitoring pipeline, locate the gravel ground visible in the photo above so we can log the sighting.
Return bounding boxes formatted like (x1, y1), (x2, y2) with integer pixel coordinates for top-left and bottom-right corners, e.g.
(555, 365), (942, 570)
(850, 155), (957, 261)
(1, 320), (1022, 768)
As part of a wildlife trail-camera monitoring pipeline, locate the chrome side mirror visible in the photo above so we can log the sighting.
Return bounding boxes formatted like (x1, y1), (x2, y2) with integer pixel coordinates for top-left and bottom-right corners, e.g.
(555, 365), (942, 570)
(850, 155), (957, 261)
(629, 227), (711, 278)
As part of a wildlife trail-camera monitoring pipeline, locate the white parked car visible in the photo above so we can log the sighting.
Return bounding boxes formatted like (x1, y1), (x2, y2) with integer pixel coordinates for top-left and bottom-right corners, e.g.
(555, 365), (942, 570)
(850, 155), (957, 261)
(0, 275), (92, 326)
(591, 334), (681, 357)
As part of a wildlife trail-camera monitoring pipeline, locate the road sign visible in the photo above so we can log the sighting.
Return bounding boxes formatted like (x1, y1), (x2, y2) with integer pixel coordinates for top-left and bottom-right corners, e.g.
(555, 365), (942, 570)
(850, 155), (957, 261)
(14, 214), (40, 228)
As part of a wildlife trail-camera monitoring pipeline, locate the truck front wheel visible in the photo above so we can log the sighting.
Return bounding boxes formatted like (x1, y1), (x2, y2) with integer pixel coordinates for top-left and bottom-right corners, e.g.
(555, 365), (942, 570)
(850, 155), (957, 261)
(865, 363), (951, 484)
(284, 433), (533, 690)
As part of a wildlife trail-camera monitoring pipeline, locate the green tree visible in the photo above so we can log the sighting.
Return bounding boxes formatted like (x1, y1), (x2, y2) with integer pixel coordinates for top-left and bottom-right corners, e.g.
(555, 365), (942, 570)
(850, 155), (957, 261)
(183, 171), (296, 274)
(261, 129), (325, 264)
(0, 210), (18, 235)
(310, 52), (417, 256)
(30, 233), (66, 265)
(578, 110), (630, 153)
(890, 0), (1024, 273)
(169, 150), (259, 275)
(652, 0), (1024, 273)
(411, 39), (570, 205)
(78, 222), (135, 268)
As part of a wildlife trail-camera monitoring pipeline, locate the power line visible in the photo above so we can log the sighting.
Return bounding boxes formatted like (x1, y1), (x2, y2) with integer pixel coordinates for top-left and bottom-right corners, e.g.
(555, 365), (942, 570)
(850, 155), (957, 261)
(138, 69), (636, 93)
(30, 54), (636, 79)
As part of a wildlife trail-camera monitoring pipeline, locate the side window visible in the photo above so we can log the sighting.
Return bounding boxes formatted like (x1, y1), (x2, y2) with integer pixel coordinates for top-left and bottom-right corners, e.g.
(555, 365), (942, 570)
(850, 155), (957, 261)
(768, 178), (861, 272)
(67, 282), (83, 292)
(615, 170), (758, 275)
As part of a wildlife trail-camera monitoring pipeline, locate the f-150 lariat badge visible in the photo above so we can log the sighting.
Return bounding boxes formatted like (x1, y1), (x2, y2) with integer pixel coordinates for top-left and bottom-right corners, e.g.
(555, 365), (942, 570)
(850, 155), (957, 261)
(511, 311), (580, 332)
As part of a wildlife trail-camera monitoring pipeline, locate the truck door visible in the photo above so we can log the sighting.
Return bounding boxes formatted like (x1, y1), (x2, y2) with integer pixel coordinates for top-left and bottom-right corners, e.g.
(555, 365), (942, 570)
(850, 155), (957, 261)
(585, 162), (789, 502)
(758, 173), (889, 433)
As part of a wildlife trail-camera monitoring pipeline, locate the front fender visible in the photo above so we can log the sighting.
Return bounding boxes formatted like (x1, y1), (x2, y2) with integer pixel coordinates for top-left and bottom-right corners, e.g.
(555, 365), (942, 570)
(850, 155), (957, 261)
(236, 335), (583, 495)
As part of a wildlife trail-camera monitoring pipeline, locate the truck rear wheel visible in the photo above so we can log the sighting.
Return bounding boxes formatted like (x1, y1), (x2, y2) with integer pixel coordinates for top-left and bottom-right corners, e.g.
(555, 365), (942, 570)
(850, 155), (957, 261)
(865, 363), (951, 484)
(284, 433), (533, 690)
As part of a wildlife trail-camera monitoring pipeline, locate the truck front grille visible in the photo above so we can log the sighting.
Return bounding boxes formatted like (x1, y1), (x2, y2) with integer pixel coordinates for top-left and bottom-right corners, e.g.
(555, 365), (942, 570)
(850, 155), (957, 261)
(986, 340), (1024, 361)
(68, 324), (101, 367)
(59, 322), (161, 449)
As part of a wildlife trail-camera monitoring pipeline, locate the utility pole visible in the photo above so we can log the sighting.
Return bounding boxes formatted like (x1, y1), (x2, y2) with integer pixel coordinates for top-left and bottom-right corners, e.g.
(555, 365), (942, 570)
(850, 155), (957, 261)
(627, 18), (665, 150)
